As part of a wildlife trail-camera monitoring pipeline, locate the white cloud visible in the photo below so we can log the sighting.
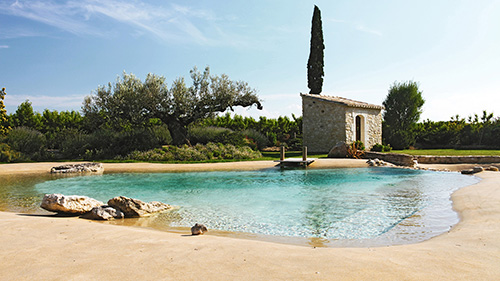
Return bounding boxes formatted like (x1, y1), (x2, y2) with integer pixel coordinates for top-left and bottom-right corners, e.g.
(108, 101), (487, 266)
(355, 24), (383, 37)
(0, 0), (230, 45)
(4, 94), (85, 112)
(0, 45), (9, 48)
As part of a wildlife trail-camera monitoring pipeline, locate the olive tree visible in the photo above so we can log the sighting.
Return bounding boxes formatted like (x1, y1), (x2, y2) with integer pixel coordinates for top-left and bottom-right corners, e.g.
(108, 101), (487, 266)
(382, 81), (425, 149)
(83, 67), (262, 145)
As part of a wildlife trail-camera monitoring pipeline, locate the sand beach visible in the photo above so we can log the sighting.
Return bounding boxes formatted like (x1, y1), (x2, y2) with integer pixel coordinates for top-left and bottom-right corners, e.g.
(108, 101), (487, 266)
(0, 160), (499, 280)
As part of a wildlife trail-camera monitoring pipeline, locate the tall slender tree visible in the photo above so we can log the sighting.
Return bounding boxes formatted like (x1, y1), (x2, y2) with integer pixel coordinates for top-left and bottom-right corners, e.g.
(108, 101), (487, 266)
(307, 5), (325, 95)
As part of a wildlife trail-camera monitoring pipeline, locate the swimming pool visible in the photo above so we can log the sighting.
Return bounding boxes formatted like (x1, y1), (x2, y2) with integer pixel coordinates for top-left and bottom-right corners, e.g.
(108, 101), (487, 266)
(30, 167), (479, 246)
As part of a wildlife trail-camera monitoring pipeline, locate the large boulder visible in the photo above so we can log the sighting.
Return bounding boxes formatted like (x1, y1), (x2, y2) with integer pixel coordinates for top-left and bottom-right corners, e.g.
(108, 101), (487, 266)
(328, 142), (348, 158)
(107, 196), (174, 218)
(80, 205), (125, 220)
(40, 194), (104, 215)
(51, 163), (103, 174)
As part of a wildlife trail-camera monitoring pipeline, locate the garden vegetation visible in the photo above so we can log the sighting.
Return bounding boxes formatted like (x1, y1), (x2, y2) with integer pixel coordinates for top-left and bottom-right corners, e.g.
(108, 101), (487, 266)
(1, 76), (499, 163)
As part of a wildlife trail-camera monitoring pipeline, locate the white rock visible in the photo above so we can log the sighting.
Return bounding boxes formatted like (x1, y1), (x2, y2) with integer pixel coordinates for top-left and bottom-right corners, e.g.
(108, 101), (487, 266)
(80, 205), (124, 220)
(50, 163), (103, 174)
(40, 194), (103, 215)
(107, 196), (174, 218)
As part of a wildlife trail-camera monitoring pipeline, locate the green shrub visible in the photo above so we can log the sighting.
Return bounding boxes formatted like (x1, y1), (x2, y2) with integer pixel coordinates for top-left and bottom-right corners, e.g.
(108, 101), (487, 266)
(371, 143), (392, 152)
(0, 143), (22, 162)
(82, 128), (162, 160)
(241, 129), (269, 150)
(7, 127), (46, 157)
(151, 124), (172, 145)
(60, 130), (92, 159)
(188, 126), (247, 147)
(347, 141), (365, 159)
(123, 142), (262, 162)
(352, 140), (365, 151)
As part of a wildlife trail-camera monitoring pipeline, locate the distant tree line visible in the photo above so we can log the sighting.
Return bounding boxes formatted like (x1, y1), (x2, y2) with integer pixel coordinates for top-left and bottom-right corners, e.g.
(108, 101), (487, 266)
(382, 80), (500, 150)
(415, 112), (500, 149)
(2, 75), (498, 162)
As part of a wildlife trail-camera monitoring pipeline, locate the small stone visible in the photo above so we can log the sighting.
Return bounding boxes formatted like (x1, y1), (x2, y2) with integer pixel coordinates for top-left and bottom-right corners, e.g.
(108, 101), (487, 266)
(461, 167), (484, 175)
(80, 205), (124, 220)
(191, 223), (208, 235)
(485, 166), (499, 172)
(473, 166), (484, 173)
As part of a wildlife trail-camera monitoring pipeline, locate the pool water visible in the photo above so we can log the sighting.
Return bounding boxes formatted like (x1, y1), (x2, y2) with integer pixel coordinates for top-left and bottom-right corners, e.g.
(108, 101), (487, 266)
(32, 168), (479, 244)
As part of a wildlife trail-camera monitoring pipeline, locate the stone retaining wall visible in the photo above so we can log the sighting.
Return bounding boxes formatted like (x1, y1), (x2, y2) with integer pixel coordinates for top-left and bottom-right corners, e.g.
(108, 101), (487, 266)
(416, 155), (500, 164)
(364, 152), (500, 166)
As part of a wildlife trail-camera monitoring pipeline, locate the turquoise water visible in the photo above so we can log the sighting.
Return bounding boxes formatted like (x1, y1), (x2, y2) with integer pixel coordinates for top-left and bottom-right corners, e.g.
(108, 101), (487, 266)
(32, 168), (479, 243)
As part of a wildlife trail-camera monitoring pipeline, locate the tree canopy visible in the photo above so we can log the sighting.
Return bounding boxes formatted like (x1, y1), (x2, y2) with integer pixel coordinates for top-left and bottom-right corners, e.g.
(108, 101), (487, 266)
(12, 100), (42, 130)
(307, 5), (325, 95)
(382, 81), (425, 149)
(82, 66), (262, 145)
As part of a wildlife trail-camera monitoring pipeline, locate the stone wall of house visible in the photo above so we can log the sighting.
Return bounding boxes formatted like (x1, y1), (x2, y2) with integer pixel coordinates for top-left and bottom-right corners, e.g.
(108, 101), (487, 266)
(302, 95), (346, 153)
(345, 108), (382, 150)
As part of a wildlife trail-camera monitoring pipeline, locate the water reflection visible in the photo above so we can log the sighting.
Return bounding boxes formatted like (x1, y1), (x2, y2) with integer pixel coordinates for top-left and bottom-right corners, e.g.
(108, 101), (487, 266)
(378, 178), (425, 234)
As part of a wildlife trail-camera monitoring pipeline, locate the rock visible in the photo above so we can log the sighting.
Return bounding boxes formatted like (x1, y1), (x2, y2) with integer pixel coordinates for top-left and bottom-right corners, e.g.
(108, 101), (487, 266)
(107, 196), (173, 218)
(51, 163), (103, 174)
(40, 194), (104, 215)
(367, 158), (391, 167)
(80, 205), (124, 220)
(328, 142), (348, 158)
(461, 166), (484, 175)
(191, 223), (208, 235)
(485, 166), (499, 172)
(473, 166), (484, 173)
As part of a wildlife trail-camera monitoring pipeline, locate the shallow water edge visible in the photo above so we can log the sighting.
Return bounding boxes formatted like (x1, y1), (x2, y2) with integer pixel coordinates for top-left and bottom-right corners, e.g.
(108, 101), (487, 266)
(0, 161), (482, 248)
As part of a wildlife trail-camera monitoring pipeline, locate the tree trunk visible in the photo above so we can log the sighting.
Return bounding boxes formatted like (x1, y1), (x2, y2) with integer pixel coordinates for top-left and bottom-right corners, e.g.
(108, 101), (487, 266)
(165, 118), (189, 146)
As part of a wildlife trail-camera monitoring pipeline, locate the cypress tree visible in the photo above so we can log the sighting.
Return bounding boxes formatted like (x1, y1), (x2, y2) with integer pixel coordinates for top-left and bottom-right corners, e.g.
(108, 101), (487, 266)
(307, 5), (325, 95)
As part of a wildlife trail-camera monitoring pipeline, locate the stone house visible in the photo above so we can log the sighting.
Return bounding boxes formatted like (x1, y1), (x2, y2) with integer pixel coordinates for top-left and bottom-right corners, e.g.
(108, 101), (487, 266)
(301, 93), (384, 153)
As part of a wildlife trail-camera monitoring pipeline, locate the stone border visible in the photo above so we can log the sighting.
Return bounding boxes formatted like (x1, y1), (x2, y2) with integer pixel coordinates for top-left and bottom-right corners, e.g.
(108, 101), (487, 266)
(364, 152), (500, 167)
(50, 163), (103, 174)
(416, 155), (500, 164)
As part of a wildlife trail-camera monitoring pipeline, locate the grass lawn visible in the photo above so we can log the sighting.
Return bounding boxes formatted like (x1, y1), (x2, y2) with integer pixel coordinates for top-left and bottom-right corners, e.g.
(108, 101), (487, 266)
(390, 149), (500, 156)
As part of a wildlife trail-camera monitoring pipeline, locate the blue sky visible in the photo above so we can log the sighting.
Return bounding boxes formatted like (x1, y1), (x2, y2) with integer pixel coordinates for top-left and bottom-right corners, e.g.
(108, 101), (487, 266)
(1, 0), (499, 121)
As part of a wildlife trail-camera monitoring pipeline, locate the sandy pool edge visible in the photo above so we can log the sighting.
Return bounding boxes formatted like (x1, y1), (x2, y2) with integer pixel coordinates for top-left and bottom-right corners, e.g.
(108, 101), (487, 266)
(0, 160), (499, 280)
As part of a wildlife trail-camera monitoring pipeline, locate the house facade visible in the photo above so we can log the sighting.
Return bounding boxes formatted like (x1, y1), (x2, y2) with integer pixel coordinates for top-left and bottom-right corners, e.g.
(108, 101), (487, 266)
(301, 93), (384, 153)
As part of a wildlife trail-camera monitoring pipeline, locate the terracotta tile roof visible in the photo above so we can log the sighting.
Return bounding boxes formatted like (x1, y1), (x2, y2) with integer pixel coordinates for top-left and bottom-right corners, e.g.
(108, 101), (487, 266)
(300, 93), (385, 110)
